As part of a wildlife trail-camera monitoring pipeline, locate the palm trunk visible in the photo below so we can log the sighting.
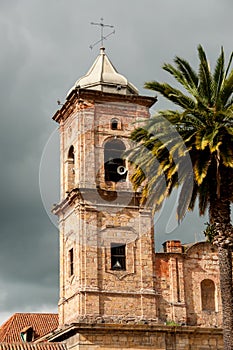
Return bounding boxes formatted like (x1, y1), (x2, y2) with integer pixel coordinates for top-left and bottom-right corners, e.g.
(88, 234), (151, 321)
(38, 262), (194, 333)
(218, 246), (233, 349)
(209, 197), (233, 350)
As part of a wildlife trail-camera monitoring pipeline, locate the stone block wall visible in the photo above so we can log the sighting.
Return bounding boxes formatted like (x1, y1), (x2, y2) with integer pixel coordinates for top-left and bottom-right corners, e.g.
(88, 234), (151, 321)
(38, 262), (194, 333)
(155, 241), (222, 327)
(54, 324), (223, 350)
(184, 242), (221, 327)
(58, 200), (158, 325)
(60, 99), (151, 199)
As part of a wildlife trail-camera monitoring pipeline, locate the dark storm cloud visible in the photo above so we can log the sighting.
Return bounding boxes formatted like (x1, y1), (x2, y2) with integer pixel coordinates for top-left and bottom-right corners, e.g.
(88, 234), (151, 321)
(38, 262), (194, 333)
(0, 0), (62, 319)
(0, 0), (233, 323)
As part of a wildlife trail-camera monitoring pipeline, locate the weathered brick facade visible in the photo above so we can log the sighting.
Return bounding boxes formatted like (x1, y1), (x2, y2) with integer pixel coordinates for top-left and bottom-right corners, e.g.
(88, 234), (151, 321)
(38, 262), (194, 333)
(48, 324), (223, 350)
(51, 49), (224, 349)
(53, 90), (158, 326)
(155, 241), (222, 328)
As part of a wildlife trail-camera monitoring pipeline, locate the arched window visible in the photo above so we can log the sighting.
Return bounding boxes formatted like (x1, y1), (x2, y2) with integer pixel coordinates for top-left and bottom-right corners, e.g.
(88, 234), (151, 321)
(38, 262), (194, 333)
(104, 139), (127, 182)
(111, 118), (119, 130)
(201, 279), (215, 311)
(67, 145), (75, 191)
(68, 145), (74, 160)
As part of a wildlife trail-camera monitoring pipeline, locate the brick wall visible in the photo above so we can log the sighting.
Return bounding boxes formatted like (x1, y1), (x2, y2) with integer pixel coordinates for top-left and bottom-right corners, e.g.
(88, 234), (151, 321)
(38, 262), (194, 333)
(56, 95), (158, 326)
(155, 241), (222, 327)
(53, 324), (223, 350)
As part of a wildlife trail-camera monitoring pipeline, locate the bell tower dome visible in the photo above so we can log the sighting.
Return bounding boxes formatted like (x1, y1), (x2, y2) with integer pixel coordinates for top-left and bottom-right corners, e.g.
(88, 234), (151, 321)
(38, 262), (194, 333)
(67, 47), (139, 96)
(52, 47), (158, 328)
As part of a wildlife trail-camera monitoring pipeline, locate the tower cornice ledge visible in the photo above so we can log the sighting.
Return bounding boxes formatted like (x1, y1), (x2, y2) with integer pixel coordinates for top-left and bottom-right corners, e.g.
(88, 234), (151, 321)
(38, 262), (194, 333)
(52, 188), (151, 215)
(53, 88), (157, 123)
(39, 323), (223, 343)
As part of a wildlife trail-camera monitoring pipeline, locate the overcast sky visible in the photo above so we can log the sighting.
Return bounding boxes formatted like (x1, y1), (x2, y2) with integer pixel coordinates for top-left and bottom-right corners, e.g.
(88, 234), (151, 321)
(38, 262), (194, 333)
(0, 0), (233, 324)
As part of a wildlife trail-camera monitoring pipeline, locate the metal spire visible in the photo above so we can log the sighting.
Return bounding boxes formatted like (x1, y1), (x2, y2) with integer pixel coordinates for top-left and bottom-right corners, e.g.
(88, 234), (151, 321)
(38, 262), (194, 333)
(90, 17), (115, 49)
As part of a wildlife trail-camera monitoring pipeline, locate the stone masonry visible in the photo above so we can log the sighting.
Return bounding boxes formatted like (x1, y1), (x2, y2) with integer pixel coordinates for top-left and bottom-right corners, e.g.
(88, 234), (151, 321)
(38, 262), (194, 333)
(53, 89), (158, 326)
(155, 241), (222, 328)
(50, 48), (225, 349)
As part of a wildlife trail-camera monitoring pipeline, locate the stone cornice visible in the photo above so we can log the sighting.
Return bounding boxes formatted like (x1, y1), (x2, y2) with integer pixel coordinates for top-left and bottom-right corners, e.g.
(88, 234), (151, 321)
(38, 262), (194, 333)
(52, 188), (152, 216)
(52, 88), (157, 124)
(39, 323), (223, 343)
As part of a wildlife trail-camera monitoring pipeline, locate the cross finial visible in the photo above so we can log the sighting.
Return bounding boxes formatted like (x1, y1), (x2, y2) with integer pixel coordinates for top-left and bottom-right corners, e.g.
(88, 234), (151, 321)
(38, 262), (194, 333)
(90, 18), (115, 49)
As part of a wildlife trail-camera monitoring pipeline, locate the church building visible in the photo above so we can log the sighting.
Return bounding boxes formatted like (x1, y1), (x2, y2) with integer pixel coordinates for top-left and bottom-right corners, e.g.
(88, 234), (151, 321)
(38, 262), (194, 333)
(46, 47), (224, 349)
(0, 47), (225, 349)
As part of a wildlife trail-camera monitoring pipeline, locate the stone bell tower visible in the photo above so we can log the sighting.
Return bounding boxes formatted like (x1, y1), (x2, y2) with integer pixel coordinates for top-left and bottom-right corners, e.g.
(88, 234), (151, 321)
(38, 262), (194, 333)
(52, 47), (158, 326)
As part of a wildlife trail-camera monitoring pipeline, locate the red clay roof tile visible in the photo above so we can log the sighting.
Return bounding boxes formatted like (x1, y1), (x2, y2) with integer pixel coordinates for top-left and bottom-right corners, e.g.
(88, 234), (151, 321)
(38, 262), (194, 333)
(0, 342), (66, 350)
(0, 313), (58, 343)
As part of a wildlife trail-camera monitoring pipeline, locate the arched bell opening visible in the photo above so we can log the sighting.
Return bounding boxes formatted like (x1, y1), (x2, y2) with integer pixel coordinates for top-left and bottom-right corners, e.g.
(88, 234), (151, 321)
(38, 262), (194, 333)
(104, 139), (127, 182)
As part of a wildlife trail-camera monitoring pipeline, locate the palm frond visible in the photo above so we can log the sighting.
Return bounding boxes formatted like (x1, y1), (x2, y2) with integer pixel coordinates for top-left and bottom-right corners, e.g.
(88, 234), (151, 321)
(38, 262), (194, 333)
(163, 62), (199, 97)
(129, 45), (233, 221)
(220, 141), (233, 167)
(212, 46), (225, 106)
(225, 51), (233, 78)
(144, 81), (196, 110)
(202, 128), (219, 151)
(188, 184), (198, 211)
(193, 151), (211, 185)
(221, 69), (233, 105)
(197, 45), (213, 105)
(198, 180), (210, 215)
(195, 129), (206, 150)
(177, 171), (194, 222)
(174, 56), (199, 88)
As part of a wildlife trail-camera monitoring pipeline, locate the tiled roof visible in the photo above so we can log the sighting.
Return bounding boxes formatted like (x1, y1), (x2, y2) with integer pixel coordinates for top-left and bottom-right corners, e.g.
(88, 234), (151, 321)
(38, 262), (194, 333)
(0, 313), (58, 343)
(0, 343), (66, 350)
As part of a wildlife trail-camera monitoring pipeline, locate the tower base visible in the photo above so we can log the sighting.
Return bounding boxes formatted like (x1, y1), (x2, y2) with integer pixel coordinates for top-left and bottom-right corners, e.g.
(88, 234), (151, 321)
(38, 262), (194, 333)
(44, 322), (223, 350)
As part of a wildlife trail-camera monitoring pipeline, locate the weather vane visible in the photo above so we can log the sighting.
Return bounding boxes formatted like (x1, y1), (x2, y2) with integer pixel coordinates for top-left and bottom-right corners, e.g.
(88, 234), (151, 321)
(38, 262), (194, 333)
(90, 17), (115, 49)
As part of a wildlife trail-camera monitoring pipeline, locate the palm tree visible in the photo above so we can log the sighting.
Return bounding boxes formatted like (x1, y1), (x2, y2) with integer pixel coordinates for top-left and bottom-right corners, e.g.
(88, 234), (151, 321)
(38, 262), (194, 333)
(128, 46), (233, 349)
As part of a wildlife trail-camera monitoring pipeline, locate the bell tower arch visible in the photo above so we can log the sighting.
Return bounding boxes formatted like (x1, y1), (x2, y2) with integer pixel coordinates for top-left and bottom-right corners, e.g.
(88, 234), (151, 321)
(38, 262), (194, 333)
(52, 47), (158, 325)
(104, 138), (127, 182)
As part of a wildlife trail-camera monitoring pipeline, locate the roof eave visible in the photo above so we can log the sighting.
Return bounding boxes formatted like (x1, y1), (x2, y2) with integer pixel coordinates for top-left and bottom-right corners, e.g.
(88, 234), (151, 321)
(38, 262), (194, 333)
(53, 88), (157, 124)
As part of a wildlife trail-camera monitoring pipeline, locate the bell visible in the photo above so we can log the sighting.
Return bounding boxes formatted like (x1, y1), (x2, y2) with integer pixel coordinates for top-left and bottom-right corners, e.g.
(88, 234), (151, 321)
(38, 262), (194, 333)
(112, 260), (122, 270)
(117, 165), (127, 175)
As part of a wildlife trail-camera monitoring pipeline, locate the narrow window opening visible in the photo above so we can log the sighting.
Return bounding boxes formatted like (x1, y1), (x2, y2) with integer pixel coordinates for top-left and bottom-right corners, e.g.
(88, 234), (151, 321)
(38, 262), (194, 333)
(201, 279), (215, 311)
(68, 145), (74, 160)
(104, 139), (127, 182)
(111, 119), (119, 130)
(175, 258), (181, 302)
(69, 248), (74, 276)
(111, 243), (126, 270)
(67, 146), (75, 191)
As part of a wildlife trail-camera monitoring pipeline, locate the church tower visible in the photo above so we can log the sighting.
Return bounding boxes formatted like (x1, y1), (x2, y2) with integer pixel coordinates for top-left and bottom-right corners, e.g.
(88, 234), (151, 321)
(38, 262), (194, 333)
(52, 47), (158, 326)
